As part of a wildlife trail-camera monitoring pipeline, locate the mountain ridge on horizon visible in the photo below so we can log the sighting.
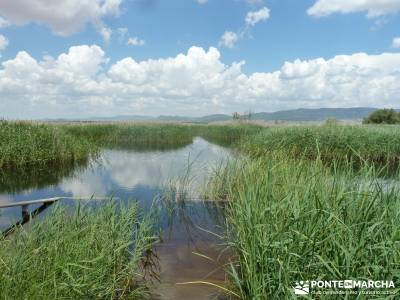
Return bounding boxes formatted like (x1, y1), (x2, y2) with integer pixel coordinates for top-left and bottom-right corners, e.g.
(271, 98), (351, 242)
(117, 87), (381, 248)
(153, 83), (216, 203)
(45, 107), (399, 123)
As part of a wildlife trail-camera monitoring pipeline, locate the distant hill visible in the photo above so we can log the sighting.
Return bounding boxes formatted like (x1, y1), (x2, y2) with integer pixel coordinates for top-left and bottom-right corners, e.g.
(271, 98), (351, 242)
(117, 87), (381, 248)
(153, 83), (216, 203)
(46, 107), (397, 123)
(251, 107), (378, 122)
(195, 114), (232, 123)
(89, 115), (154, 121)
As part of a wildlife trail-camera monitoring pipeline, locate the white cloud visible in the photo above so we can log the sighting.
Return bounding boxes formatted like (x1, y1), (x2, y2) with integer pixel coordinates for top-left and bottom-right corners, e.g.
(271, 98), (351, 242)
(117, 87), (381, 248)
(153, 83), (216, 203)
(0, 34), (8, 50)
(308, 0), (400, 18)
(0, 45), (400, 119)
(220, 6), (270, 49)
(127, 37), (145, 46)
(392, 37), (400, 49)
(0, 0), (122, 40)
(219, 31), (239, 48)
(197, 0), (208, 4)
(55, 45), (106, 76)
(245, 7), (270, 26)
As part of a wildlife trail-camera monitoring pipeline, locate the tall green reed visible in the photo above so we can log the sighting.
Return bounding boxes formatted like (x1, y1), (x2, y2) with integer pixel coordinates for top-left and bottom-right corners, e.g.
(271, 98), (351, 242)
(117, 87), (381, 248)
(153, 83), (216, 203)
(205, 155), (400, 299)
(0, 200), (158, 299)
(242, 125), (400, 167)
(0, 121), (95, 169)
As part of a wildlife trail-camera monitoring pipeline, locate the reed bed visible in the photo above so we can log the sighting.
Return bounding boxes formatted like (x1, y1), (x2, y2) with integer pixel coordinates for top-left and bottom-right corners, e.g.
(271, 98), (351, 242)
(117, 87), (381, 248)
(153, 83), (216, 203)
(0, 201), (158, 299)
(0, 121), (261, 170)
(0, 121), (95, 169)
(62, 123), (262, 149)
(195, 124), (262, 147)
(63, 123), (194, 150)
(242, 125), (400, 166)
(205, 155), (400, 299)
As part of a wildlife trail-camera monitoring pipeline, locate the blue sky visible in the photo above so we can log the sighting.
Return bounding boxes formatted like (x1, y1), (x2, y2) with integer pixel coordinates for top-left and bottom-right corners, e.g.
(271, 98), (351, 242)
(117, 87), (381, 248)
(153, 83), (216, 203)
(0, 0), (400, 118)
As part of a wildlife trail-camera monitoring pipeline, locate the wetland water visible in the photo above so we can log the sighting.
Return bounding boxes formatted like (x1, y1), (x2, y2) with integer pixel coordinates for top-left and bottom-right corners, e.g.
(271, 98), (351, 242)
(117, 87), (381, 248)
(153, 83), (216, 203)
(0, 137), (232, 299)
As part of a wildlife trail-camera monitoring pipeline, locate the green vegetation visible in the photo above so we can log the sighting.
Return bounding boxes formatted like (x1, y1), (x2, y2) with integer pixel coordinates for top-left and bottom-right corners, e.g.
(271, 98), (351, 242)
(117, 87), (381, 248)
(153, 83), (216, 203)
(63, 123), (262, 149)
(195, 124), (262, 146)
(0, 201), (158, 299)
(3, 120), (400, 299)
(242, 125), (400, 166)
(63, 123), (194, 150)
(204, 123), (400, 298)
(0, 121), (262, 170)
(363, 108), (400, 124)
(206, 156), (400, 299)
(0, 121), (95, 170)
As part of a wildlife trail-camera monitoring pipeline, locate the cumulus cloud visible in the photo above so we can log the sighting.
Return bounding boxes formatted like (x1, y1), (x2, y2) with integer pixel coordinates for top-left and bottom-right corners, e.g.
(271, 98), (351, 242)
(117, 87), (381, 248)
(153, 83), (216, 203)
(127, 37), (145, 46)
(245, 7), (270, 26)
(220, 6), (270, 49)
(55, 45), (106, 76)
(0, 0), (122, 40)
(393, 37), (400, 49)
(219, 31), (239, 48)
(0, 34), (8, 51)
(0, 45), (400, 119)
(308, 0), (400, 18)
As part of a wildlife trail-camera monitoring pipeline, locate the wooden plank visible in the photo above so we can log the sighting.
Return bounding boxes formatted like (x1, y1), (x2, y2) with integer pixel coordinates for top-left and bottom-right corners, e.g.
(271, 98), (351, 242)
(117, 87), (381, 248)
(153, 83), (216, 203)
(0, 197), (110, 209)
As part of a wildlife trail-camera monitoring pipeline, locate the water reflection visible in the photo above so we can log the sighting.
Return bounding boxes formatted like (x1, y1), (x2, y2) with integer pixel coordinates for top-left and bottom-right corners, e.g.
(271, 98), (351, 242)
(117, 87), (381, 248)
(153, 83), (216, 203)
(0, 160), (89, 194)
(0, 137), (231, 230)
(0, 138), (230, 201)
(60, 137), (230, 199)
(0, 137), (232, 299)
(105, 140), (194, 152)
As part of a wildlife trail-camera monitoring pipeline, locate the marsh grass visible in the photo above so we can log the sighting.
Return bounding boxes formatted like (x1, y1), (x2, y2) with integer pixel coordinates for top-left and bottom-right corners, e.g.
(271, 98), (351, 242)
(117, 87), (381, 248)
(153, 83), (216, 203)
(0, 121), (261, 170)
(205, 155), (400, 299)
(195, 124), (262, 147)
(63, 123), (194, 150)
(3, 121), (400, 299)
(63, 123), (262, 151)
(0, 121), (95, 169)
(242, 125), (400, 167)
(0, 201), (158, 299)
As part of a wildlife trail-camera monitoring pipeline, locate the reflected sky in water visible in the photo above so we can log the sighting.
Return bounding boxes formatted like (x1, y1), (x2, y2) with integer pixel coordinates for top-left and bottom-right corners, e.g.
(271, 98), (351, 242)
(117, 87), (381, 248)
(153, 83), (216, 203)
(0, 137), (231, 229)
(0, 137), (233, 299)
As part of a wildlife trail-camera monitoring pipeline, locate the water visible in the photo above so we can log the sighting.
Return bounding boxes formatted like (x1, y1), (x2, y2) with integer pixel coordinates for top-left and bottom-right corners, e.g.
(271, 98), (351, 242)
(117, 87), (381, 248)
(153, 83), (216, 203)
(0, 137), (232, 299)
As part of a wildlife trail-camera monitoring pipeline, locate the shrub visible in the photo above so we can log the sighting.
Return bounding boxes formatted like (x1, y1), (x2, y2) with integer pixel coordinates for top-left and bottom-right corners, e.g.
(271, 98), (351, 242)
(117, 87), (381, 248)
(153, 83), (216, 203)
(363, 108), (400, 124)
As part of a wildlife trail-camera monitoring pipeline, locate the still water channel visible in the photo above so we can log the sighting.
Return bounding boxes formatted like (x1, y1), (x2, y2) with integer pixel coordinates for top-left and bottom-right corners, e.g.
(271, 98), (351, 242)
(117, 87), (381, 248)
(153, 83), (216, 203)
(0, 137), (232, 299)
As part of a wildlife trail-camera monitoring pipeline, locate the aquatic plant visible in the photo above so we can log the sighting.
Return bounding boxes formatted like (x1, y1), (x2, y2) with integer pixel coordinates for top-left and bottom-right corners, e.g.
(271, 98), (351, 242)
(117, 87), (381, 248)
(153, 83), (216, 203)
(242, 125), (400, 166)
(205, 156), (400, 299)
(0, 121), (95, 169)
(195, 124), (262, 147)
(63, 123), (194, 150)
(0, 201), (158, 299)
(63, 122), (262, 149)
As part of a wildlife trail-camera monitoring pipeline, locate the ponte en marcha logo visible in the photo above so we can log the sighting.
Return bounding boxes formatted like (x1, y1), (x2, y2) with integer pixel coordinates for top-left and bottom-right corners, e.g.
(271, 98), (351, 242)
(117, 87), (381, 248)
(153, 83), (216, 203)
(293, 280), (396, 296)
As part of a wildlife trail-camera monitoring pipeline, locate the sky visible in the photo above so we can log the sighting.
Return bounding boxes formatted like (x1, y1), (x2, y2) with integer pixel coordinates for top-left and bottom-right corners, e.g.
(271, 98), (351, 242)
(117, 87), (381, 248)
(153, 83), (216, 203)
(0, 0), (400, 119)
